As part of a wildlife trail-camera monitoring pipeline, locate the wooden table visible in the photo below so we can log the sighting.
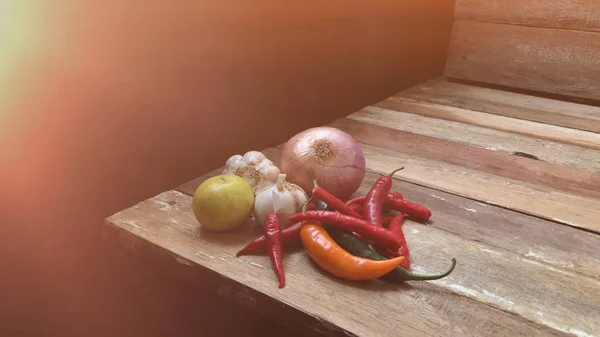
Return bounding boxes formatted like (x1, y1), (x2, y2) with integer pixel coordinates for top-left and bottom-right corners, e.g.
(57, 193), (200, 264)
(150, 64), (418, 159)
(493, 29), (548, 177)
(104, 79), (600, 337)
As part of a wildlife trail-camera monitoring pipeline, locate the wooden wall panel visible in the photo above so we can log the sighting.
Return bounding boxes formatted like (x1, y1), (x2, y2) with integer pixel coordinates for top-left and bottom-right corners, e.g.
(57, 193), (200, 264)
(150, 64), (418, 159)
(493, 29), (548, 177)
(445, 20), (600, 101)
(455, 0), (600, 32)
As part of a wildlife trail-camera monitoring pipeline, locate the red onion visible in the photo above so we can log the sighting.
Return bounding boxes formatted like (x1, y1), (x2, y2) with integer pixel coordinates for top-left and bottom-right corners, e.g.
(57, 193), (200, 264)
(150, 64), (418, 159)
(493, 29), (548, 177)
(279, 127), (366, 200)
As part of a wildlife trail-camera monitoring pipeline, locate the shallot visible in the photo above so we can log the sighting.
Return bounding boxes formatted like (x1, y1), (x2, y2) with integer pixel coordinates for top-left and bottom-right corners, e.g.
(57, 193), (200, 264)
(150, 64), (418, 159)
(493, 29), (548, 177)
(279, 127), (365, 200)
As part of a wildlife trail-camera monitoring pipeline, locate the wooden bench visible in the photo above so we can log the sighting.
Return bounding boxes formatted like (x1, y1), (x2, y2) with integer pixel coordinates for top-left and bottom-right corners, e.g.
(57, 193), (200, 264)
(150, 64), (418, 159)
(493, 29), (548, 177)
(104, 2), (600, 336)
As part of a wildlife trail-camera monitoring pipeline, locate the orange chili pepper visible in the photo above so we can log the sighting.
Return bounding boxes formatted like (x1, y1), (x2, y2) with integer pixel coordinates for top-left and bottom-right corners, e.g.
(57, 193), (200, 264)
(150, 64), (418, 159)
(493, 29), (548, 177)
(300, 222), (405, 281)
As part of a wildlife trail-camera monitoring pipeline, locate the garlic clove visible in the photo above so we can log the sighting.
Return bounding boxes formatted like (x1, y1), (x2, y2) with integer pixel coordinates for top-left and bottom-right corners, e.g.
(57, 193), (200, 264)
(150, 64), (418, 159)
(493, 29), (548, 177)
(224, 155), (245, 170)
(256, 158), (274, 170)
(291, 188), (308, 207)
(243, 151), (267, 165)
(225, 154), (243, 164)
(253, 192), (270, 227)
(263, 165), (281, 184)
(271, 189), (286, 213)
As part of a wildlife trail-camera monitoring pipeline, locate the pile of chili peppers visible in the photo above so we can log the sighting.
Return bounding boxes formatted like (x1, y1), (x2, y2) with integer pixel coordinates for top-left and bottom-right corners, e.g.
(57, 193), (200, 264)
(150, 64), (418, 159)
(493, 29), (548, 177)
(236, 168), (457, 288)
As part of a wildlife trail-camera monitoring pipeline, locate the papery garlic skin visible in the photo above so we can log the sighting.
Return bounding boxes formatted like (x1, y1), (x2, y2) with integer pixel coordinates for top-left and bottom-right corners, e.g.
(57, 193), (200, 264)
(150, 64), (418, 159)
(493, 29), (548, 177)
(223, 151), (281, 193)
(254, 173), (308, 228)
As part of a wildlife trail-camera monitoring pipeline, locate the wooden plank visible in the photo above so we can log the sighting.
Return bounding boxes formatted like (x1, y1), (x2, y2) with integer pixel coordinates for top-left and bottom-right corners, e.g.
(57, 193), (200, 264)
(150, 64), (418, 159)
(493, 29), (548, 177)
(394, 79), (600, 134)
(105, 189), (584, 337)
(404, 226), (600, 337)
(455, 0), (600, 32)
(349, 106), (600, 174)
(358, 143), (600, 233)
(375, 98), (600, 151)
(177, 148), (600, 281)
(445, 20), (600, 101)
(330, 118), (600, 201)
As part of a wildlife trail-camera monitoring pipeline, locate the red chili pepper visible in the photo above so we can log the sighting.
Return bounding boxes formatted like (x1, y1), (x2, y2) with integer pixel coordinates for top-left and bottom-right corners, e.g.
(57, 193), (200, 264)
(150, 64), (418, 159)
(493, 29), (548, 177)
(312, 181), (362, 218)
(375, 246), (411, 269)
(346, 203), (393, 226)
(373, 214), (411, 268)
(348, 203), (364, 216)
(346, 191), (403, 206)
(373, 245), (396, 258)
(385, 198), (431, 223)
(373, 245), (411, 268)
(400, 256), (411, 269)
(264, 212), (285, 288)
(288, 211), (402, 251)
(364, 168), (404, 226)
(382, 215), (394, 226)
(346, 195), (366, 206)
(347, 201), (393, 228)
(388, 191), (404, 200)
(388, 214), (405, 238)
(315, 196), (364, 240)
(345, 204), (366, 240)
(388, 214), (411, 269)
(236, 221), (303, 257)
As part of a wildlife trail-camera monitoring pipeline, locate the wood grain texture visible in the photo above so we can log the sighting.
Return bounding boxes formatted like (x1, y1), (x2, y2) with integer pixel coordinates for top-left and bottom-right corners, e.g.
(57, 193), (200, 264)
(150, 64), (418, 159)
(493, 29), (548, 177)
(330, 118), (600, 200)
(455, 0), (600, 32)
(404, 224), (600, 337)
(349, 106), (600, 174)
(395, 79), (600, 133)
(357, 143), (600, 233)
(178, 148), (600, 280)
(376, 99), (600, 151)
(358, 174), (600, 282)
(105, 190), (581, 337)
(445, 20), (600, 101)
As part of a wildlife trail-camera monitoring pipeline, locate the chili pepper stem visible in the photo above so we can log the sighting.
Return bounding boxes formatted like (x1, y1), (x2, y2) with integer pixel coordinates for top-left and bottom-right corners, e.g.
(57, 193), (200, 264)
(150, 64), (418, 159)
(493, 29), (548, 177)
(387, 258), (457, 282)
(388, 167), (405, 177)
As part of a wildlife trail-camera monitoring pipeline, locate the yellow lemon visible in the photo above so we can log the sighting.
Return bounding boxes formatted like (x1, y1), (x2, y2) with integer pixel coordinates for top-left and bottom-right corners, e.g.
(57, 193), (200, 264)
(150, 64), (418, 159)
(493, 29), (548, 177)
(192, 174), (254, 231)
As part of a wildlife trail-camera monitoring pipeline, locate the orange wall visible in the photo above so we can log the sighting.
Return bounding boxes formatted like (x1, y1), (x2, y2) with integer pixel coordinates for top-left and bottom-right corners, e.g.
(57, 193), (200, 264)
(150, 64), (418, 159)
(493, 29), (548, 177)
(1, 0), (453, 336)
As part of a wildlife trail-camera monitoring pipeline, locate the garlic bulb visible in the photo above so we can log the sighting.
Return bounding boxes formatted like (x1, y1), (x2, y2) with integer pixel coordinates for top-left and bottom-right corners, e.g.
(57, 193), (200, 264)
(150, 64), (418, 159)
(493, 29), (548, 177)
(223, 151), (281, 193)
(254, 173), (308, 228)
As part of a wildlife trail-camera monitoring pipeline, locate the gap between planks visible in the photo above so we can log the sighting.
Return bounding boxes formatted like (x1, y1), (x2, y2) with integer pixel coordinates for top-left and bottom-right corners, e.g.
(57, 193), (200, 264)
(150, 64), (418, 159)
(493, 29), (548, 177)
(358, 142), (600, 234)
(375, 98), (600, 151)
(106, 189), (599, 337)
(395, 79), (600, 134)
(330, 118), (600, 201)
(349, 106), (600, 174)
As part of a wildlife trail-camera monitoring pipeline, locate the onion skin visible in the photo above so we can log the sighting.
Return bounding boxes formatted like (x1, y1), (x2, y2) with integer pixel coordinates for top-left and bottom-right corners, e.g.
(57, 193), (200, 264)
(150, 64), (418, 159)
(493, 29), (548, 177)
(279, 127), (366, 200)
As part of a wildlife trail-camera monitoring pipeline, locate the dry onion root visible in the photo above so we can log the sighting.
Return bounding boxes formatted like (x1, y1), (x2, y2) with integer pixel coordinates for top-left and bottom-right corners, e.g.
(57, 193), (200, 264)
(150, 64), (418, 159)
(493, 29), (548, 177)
(279, 127), (366, 200)
(223, 151), (281, 193)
